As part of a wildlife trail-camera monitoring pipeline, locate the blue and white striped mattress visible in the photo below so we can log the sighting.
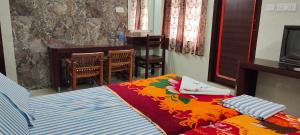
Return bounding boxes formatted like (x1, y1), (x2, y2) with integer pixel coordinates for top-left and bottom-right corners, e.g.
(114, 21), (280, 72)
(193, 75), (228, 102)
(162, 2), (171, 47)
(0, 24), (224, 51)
(29, 87), (163, 135)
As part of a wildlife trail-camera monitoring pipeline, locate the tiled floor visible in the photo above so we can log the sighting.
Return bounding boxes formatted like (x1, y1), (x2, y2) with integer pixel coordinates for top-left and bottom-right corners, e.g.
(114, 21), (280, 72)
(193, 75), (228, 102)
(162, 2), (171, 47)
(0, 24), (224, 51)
(30, 74), (150, 97)
(30, 74), (235, 97)
(30, 88), (57, 97)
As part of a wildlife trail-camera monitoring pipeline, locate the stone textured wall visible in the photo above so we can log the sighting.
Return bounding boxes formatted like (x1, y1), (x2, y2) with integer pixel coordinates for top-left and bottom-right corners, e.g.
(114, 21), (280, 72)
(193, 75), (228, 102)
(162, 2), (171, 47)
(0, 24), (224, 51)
(10, 0), (128, 89)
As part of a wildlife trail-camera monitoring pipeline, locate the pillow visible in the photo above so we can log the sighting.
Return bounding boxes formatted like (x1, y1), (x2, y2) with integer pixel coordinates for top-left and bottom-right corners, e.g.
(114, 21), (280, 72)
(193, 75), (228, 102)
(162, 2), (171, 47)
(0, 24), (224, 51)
(222, 95), (286, 119)
(0, 92), (29, 135)
(0, 73), (33, 126)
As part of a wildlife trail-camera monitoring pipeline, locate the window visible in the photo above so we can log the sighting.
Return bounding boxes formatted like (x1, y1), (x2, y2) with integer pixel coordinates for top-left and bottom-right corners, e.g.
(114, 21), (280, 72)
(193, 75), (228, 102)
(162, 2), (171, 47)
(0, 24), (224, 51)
(163, 0), (207, 56)
(128, 0), (149, 30)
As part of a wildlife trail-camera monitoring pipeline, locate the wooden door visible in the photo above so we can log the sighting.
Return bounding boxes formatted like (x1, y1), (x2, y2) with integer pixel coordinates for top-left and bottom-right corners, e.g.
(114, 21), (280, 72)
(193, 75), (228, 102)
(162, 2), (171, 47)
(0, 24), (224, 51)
(0, 25), (6, 75)
(209, 0), (262, 87)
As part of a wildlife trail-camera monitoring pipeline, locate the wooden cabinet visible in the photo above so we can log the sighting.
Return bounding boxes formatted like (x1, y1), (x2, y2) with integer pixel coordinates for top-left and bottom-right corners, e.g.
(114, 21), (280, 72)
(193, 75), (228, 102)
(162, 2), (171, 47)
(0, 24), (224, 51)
(209, 0), (262, 87)
(0, 25), (6, 75)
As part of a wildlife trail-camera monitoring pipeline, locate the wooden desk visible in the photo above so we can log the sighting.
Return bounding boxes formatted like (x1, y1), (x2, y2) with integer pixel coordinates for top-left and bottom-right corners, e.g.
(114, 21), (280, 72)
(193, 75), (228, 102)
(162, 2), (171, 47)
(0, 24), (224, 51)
(127, 36), (146, 45)
(126, 36), (147, 49)
(237, 59), (300, 96)
(127, 35), (165, 49)
(48, 43), (132, 90)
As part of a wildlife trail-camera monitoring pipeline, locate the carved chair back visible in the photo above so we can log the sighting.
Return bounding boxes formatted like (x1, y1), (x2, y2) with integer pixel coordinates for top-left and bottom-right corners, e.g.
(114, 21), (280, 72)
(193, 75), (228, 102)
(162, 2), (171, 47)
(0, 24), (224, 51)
(107, 49), (134, 84)
(66, 52), (105, 89)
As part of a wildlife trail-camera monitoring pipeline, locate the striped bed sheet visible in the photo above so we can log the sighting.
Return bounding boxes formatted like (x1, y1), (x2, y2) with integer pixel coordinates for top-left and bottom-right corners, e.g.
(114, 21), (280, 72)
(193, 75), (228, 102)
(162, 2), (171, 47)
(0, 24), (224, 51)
(29, 87), (163, 135)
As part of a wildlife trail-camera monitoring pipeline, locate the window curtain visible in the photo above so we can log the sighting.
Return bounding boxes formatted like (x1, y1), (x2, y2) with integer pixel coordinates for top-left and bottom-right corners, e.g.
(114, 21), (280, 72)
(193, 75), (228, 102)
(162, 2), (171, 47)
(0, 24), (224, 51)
(163, 0), (207, 56)
(128, 0), (148, 30)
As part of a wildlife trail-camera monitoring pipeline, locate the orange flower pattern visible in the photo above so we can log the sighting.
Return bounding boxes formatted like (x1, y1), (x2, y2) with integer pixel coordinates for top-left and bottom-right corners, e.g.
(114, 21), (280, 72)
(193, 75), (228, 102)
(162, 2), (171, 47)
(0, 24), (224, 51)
(184, 114), (300, 135)
(118, 74), (239, 128)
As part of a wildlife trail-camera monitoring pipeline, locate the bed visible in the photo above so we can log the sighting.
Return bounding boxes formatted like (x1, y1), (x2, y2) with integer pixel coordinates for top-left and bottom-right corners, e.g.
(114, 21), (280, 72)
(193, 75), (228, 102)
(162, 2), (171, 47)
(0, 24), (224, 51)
(0, 74), (163, 134)
(0, 73), (299, 135)
(28, 87), (162, 134)
(107, 74), (239, 134)
(183, 113), (300, 135)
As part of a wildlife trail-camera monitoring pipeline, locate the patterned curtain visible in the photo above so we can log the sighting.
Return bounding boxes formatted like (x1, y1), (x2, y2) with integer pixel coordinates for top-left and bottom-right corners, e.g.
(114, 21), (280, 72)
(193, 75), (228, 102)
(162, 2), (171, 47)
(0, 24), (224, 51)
(135, 0), (142, 29)
(175, 0), (186, 52)
(128, 0), (148, 30)
(163, 0), (207, 56)
(162, 0), (172, 40)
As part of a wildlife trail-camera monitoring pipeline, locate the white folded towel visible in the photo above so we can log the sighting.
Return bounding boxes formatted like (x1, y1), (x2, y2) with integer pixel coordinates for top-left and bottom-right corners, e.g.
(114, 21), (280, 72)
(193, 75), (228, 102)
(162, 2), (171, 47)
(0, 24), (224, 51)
(179, 76), (231, 95)
(222, 95), (286, 119)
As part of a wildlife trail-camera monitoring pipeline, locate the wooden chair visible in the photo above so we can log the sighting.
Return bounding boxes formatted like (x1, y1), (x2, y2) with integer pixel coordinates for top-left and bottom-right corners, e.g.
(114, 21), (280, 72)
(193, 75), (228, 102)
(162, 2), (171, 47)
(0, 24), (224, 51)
(65, 52), (104, 90)
(135, 35), (166, 78)
(107, 49), (134, 84)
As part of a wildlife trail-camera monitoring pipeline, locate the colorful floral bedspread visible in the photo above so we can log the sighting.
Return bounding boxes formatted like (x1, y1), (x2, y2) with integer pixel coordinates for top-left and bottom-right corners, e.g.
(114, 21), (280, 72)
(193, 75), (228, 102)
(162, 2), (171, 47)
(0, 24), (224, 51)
(108, 74), (239, 134)
(184, 113), (300, 135)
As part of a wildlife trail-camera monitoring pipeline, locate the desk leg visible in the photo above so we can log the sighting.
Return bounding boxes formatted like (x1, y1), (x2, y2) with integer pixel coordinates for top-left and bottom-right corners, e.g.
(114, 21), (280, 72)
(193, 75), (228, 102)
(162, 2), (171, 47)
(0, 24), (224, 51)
(51, 53), (61, 91)
(236, 68), (258, 96)
(49, 48), (59, 91)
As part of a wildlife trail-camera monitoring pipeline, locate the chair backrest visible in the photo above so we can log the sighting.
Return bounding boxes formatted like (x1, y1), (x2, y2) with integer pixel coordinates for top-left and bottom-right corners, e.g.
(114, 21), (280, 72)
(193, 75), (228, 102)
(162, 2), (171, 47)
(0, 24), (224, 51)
(146, 35), (166, 58)
(108, 49), (134, 63)
(71, 52), (104, 67)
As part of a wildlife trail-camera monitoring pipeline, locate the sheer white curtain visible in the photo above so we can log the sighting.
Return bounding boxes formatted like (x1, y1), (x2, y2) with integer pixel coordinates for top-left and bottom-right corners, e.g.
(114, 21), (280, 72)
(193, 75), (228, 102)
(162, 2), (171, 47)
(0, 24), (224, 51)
(128, 0), (149, 30)
(169, 0), (180, 40)
(183, 0), (202, 53)
(163, 0), (207, 55)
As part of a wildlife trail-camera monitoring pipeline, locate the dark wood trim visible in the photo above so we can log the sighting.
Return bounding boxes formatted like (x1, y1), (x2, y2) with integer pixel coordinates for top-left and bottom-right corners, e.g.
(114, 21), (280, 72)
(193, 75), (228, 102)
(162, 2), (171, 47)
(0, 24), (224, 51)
(249, 0), (262, 63)
(0, 24), (6, 75)
(208, 0), (262, 87)
(208, 0), (222, 82)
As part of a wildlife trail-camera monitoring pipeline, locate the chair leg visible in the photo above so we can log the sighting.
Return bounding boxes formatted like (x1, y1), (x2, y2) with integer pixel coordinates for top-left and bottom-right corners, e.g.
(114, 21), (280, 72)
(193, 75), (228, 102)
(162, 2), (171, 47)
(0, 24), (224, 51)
(128, 69), (133, 82)
(128, 62), (133, 81)
(108, 70), (111, 84)
(69, 76), (72, 89)
(145, 63), (149, 79)
(151, 64), (155, 75)
(99, 67), (103, 85)
(162, 61), (165, 75)
(72, 77), (77, 90)
(134, 60), (138, 77)
(67, 75), (70, 88)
